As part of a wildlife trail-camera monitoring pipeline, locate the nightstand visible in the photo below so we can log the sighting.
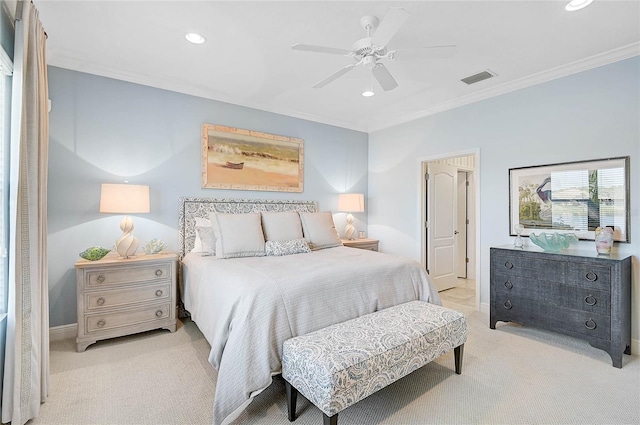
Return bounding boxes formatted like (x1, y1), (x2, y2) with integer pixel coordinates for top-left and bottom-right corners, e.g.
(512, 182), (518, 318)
(75, 252), (178, 352)
(341, 238), (379, 252)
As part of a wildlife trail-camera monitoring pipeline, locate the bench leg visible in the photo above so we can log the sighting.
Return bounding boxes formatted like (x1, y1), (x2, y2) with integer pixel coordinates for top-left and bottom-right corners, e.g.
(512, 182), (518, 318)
(323, 413), (338, 425)
(454, 344), (464, 375)
(285, 380), (297, 422)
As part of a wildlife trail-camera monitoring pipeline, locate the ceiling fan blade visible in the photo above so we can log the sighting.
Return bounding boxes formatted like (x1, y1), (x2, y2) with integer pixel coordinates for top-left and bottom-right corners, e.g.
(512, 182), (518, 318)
(292, 43), (352, 56)
(313, 64), (356, 88)
(371, 7), (410, 47)
(371, 63), (398, 91)
(391, 45), (458, 60)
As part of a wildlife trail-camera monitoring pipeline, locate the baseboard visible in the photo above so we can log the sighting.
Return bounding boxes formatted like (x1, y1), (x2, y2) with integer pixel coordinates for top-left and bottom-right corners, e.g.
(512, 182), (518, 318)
(49, 323), (77, 342)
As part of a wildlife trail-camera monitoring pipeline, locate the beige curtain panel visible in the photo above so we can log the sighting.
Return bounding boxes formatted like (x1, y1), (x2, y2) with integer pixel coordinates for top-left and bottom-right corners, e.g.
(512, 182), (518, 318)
(2, 1), (50, 424)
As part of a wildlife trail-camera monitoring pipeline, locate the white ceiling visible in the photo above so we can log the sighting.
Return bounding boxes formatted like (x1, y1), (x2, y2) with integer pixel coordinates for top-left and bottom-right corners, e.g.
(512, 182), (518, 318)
(34, 1), (640, 132)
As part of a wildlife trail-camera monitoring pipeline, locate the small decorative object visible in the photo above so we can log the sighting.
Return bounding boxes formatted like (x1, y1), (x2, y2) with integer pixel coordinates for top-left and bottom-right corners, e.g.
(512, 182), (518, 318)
(79, 246), (110, 261)
(513, 224), (524, 249)
(529, 232), (578, 252)
(358, 231), (366, 239)
(594, 227), (614, 254)
(143, 238), (167, 255)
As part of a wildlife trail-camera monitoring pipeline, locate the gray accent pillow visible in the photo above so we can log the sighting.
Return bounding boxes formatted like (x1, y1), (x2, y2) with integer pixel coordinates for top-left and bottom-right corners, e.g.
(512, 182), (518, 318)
(299, 212), (343, 250)
(261, 211), (304, 241)
(265, 238), (311, 256)
(210, 212), (266, 259)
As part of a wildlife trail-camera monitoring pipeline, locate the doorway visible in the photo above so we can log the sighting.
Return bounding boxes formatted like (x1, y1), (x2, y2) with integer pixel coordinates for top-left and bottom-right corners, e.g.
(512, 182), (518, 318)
(421, 152), (478, 310)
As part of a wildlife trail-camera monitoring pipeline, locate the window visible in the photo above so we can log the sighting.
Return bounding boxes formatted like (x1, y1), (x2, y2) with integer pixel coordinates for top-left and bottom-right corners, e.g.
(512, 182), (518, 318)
(0, 45), (12, 317)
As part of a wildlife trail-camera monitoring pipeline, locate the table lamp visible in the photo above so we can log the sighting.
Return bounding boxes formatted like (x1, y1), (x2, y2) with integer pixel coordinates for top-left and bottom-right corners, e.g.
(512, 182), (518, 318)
(338, 193), (364, 240)
(99, 183), (150, 258)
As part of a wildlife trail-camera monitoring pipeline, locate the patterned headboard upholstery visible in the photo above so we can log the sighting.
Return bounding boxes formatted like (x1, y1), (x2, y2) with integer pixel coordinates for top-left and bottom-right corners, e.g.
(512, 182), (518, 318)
(178, 197), (318, 258)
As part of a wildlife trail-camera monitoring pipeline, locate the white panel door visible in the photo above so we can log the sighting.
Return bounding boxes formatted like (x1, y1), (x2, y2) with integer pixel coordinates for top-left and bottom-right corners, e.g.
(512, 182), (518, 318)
(427, 163), (458, 291)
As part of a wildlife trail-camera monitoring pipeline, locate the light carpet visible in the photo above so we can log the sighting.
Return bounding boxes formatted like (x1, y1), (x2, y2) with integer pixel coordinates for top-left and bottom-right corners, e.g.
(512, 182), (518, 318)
(33, 301), (639, 425)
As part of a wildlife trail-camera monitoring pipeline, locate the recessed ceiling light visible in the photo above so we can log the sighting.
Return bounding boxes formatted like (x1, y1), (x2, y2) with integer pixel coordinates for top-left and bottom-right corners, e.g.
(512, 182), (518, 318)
(185, 33), (206, 44)
(565, 0), (595, 12)
(362, 90), (375, 97)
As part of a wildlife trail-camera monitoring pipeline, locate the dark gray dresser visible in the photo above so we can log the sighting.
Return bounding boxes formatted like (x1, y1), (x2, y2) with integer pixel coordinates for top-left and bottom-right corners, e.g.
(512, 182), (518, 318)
(490, 246), (631, 368)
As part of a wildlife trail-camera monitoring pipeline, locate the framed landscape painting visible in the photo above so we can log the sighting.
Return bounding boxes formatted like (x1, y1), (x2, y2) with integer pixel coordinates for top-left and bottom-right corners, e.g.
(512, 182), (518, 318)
(509, 157), (630, 242)
(201, 124), (304, 192)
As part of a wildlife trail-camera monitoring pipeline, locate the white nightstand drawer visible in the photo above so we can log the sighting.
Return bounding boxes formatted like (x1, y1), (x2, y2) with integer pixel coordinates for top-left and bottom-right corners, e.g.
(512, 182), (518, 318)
(85, 303), (171, 334)
(85, 283), (171, 311)
(86, 262), (172, 288)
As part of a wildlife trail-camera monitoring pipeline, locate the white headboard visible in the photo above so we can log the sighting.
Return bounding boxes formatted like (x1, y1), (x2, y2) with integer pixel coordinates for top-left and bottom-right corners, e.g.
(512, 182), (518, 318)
(178, 197), (318, 258)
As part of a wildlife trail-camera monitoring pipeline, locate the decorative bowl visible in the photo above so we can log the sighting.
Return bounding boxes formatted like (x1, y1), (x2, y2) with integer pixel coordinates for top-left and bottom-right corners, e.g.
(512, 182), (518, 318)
(529, 232), (578, 251)
(143, 238), (167, 254)
(79, 246), (110, 261)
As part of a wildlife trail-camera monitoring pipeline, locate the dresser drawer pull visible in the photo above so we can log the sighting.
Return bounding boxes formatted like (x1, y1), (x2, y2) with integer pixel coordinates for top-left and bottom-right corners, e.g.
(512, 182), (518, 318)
(97, 319), (106, 328)
(155, 310), (163, 318)
(96, 275), (106, 283)
(504, 281), (513, 290)
(504, 261), (513, 270)
(585, 271), (598, 282)
(585, 319), (597, 330)
(155, 289), (163, 297)
(584, 295), (597, 306)
(96, 297), (105, 306)
(503, 300), (513, 310)
(155, 269), (163, 277)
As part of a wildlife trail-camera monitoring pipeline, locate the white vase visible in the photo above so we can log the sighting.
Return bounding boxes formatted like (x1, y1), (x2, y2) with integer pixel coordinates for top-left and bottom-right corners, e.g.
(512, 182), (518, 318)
(595, 227), (614, 254)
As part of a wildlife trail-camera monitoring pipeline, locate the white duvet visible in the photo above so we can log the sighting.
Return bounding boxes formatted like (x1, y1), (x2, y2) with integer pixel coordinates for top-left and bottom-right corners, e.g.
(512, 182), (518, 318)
(182, 246), (441, 425)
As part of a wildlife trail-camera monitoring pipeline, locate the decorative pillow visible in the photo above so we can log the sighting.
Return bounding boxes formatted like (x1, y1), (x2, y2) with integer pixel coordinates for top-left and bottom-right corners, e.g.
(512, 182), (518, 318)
(299, 212), (343, 250)
(261, 211), (304, 241)
(196, 226), (216, 256)
(191, 217), (211, 253)
(265, 238), (311, 256)
(210, 212), (266, 259)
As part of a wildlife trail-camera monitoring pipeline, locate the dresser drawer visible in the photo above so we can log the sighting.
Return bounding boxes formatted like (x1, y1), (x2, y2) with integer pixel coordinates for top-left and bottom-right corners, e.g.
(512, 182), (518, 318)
(493, 254), (566, 282)
(84, 303), (172, 334)
(86, 263), (172, 288)
(567, 263), (611, 291)
(85, 283), (171, 311)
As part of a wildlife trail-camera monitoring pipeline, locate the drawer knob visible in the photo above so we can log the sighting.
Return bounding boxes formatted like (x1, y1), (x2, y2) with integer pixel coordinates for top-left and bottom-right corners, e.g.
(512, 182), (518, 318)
(585, 271), (598, 282)
(504, 281), (513, 290)
(155, 289), (163, 297)
(503, 300), (513, 310)
(155, 269), (163, 277)
(97, 319), (106, 328)
(504, 261), (514, 270)
(585, 319), (597, 330)
(96, 275), (106, 283)
(97, 297), (105, 306)
(155, 310), (163, 317)
(584, 295), (597, 306)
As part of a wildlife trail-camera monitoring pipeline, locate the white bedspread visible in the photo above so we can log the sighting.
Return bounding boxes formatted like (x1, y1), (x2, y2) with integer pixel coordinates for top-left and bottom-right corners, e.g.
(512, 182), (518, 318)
(182, 246), (441, 425)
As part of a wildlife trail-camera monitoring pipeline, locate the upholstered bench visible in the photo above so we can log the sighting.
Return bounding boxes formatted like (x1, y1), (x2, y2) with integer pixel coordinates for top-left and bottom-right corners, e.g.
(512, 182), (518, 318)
(282, 300), (467, 425)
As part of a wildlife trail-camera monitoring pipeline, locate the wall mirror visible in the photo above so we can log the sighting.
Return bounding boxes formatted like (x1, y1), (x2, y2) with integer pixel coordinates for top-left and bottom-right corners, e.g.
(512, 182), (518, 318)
(509, 156), (630, 242)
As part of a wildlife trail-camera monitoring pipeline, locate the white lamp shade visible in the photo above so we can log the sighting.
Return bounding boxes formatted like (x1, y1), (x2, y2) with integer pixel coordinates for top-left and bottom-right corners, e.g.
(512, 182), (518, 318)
(337, 193), (365, 213)
(100, 184), (150, 214)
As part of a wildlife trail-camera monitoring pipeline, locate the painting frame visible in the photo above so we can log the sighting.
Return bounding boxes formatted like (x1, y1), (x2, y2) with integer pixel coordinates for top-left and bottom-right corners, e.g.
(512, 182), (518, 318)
(201, 124), (304, 192)
(509, 156), (630, 242)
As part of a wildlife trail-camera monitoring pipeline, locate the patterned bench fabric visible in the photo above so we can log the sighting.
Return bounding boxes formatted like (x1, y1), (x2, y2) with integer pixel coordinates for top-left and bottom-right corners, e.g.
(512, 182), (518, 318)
(282, 300), (467, 417)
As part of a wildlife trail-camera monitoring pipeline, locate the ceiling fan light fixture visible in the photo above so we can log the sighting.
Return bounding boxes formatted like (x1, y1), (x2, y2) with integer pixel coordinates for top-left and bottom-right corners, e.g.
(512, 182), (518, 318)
(565, 0), (594, 11)
(362, 89), (375, 97)
(185, 32), (206, 44)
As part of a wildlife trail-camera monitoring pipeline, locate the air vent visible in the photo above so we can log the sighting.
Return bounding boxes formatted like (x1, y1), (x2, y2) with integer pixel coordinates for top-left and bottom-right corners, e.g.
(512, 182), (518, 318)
(461, 70), (496, 85)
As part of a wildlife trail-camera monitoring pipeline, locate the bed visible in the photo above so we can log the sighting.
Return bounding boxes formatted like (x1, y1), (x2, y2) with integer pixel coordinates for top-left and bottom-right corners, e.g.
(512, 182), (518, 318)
(178, 197), (441, 425)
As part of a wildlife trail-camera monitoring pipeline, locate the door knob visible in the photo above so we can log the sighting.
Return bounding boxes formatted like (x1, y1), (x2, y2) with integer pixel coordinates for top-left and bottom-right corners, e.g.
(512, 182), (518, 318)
(454, 230), (459, 235)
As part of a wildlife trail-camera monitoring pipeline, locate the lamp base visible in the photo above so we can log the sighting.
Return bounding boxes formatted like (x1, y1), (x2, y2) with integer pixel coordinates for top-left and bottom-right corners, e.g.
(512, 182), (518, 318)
(344, 213), (356, 240)
(116, 216), (139, 259)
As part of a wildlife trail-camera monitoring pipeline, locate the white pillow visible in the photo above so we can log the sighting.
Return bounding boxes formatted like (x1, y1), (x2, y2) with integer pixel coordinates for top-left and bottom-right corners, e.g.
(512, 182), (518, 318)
(191, 217), (211, 253)
(196, 226), (216, 256)
(210, 212), (266, 259)
(299, 212), (343, 250)
(265, 238), (311, 256)
(261, 211), (304, 241)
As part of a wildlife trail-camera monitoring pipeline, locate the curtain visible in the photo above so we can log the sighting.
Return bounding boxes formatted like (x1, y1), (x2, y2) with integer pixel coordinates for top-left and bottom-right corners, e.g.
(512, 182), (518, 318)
(1, 1), (49, 424)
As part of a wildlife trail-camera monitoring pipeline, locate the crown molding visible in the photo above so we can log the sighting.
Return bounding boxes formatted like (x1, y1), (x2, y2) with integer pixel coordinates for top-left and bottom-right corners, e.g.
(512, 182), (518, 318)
(367, 42), (640, 133)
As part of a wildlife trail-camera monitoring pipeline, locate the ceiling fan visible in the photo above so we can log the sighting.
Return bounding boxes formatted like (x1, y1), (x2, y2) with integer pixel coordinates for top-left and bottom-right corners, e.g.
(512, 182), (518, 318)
(292, 7), (456, 92)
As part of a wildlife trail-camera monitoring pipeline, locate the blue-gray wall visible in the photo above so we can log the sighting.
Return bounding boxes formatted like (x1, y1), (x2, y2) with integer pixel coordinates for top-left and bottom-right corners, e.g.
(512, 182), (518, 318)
(47, 66), (368, 327)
